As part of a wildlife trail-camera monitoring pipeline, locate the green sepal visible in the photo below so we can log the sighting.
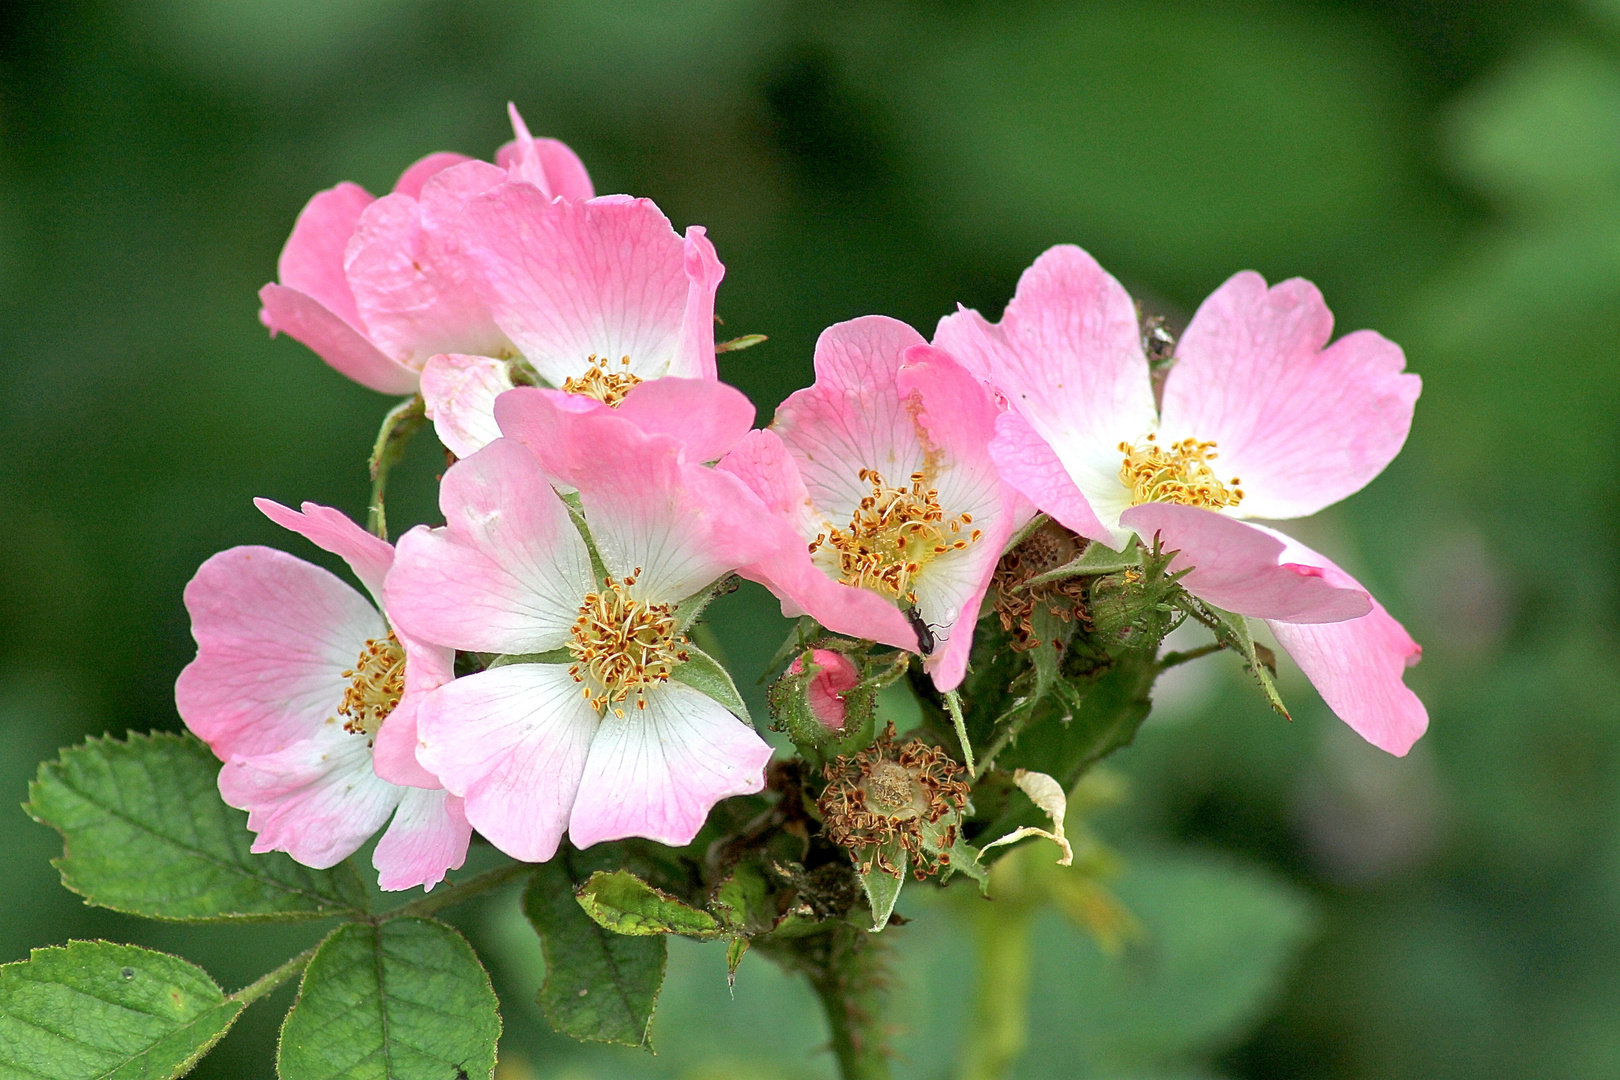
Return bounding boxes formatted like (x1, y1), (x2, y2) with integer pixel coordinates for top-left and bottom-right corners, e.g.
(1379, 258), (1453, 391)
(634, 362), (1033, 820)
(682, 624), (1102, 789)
(524, 862), (665, 1050)
(25, 731), (368, 922)
(715, 333), (768, 353)
(1024, 538), (1138, 586)
(762, 616), (823, 680)
(0, 940), (243, 1080)
(944, 836), (991, 894)
(858, 844), (907, 932)
(1207, 604), (1291, 720)
(671, 641), (751, 725)
(486, 648), (573, 668)
(674, 573), (741, 632)
(575, 870), (724, 939)
(277, 917), (501, 1080)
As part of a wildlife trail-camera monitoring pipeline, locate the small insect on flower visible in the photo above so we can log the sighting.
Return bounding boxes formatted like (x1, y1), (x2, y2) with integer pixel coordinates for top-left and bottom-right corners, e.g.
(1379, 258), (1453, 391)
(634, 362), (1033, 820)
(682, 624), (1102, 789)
(904, 607), (937, 655)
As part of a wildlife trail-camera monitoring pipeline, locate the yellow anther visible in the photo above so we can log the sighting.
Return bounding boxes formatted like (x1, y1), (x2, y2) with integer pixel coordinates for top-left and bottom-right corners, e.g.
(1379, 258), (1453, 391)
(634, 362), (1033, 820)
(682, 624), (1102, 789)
(1119, 434), (1244, 510)
(562, 354), (643, 407)
(566, 570), (688, 714)
(338, 632), (406, 738)
(813, 469), (979, 603)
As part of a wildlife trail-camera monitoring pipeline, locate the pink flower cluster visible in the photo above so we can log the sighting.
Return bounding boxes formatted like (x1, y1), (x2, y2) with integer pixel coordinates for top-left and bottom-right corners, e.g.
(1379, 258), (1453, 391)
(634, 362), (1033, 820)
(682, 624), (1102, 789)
(177, 106), (1426, 891)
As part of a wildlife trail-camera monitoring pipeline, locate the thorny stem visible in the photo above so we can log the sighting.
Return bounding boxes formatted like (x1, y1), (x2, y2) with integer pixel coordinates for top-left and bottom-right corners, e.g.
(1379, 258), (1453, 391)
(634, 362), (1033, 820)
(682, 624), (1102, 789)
(944, 688), (976, 775)
(804, 925), (894, 1080)
(1157, 641), (1225, 670)
(959, 898), (1035, 1080)
(229, 945), (317, 1006)
(368, 394), (427, 540)
(973, 701), (1039, 780)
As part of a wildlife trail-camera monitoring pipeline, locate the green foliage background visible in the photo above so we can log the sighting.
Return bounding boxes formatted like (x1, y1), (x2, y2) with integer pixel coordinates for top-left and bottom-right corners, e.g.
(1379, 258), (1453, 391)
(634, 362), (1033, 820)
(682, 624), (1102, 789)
(2, 1), (1618, 1076)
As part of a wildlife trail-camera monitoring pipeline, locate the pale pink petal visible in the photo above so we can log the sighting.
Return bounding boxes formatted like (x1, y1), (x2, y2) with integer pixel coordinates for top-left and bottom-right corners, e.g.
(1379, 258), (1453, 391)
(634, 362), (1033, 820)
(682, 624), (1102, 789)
(457, 187), (695, 386)
(258, 284), (419, 394)
(1162, 272), (1421, 520)
(774, 316), (930, 522)
(387, 438), (593, 654)
(420, 353), (516, 460)
(934, 245), (1157, 546)
(790, 649), (860, 731)
(614, 376), (754, 462)
(989, 409), (1115, 545)
(416, 159), (511, 233)
(1255, 526), (1427, 755)
(416, 663), (601, 863)
(276, 182), (373, 326)
(1121, 503), (1371, 623)
(345, 193), (507, 368)
(719, 429), (917, 649)
(568, 682), (771, 849)
(219, 727), (400, 869)
(254, 498), (394, 607)
(673, 227), (724, 379)
(391, 152), (473, 200)
(178, 546), (384, 760)
(496, 104), (594, 200)
(371, 694), (440, 789)
(373, 788), (472, 891)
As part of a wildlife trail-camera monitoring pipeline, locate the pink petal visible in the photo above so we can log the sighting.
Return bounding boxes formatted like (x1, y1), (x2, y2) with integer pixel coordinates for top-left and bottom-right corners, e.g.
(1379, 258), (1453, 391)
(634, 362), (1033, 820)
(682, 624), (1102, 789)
(219, 728), (401, 869)
(386, 438), (593, 654)
(718, 428), (917, 650)
(496, 103), (595, 201)
(254, 498), (394, 608)
(1162, 272), (1421, 520)
(371, 693), (440, 789)
(568, 682), (771, 849)
(391, 152), (474, 200)
(420, 353), (516, 460)
(416, 663), (601, 863)
(1257, 527), (1427, 756)
(344, 193), (506, 368)
(456, 187), (697, 386)
(258, 283), (419, 395)
(674, 227), (724, 379)
(934, 245), (1157, 547)
(989, 409), (1115, 545)
(276, 182), (373, 326)
(613, 376), (754, 462)
(1120, 503), (1371, 623)
(373, 788), (472, 891)
(790, 649), (860, 731)
(177, 546), (384, 760)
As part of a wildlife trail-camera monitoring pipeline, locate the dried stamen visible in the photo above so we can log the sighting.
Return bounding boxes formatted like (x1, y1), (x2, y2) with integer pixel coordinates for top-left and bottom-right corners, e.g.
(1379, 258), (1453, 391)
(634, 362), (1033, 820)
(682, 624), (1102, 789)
(819, 723), (971, 880)
(991, 520), (1091, 652)
(567, 569), (689, 718)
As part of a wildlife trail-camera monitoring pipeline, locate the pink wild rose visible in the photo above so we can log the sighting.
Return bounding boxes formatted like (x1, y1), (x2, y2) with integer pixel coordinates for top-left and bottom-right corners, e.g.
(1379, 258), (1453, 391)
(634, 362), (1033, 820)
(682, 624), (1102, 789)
(259, 104), (593, 400)
(719, 316), (1032, 692)
(384, 408), (783, 862)
(175, 500), (471, 890)
(935, 245), (1426, 755)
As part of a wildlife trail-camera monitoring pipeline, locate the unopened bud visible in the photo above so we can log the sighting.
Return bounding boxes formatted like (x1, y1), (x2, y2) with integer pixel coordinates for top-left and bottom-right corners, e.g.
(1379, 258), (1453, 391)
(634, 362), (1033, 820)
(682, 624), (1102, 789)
(788, 649), (860, 731)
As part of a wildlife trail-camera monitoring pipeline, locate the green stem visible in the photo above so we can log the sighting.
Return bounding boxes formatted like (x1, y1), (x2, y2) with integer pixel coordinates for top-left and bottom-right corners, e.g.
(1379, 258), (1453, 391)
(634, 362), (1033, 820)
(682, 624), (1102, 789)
(1157, 641), (1224, 670)
(944, 688), (976, 775)
(381, 860), (533, 921)
(959, 900), (1035, 1080)
(806, 925), (893, 1080)
(229, 945), (317, 1006)
(368, 394), (426, 540)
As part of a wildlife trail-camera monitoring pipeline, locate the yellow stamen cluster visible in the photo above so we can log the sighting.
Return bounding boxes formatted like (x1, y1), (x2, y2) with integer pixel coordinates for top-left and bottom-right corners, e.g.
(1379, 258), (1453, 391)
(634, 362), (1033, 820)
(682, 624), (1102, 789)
(567, 570), (690, 718)
(562, 354), (642, 407)
(1119, 434), (1244, 510)
(339, 632), (406, 738)
(808, 469), (982, 604)
(819, 723), (971, 880)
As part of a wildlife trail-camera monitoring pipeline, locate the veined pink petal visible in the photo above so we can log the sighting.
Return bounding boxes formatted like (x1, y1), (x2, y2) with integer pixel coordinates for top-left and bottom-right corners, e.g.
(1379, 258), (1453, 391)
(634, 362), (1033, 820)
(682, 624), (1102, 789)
(496, 103), (595, 200)
(177, 546), (384, 760)
(719, 429), (918, 650)
(253, 498), (394, 608)
(457, 186), (699, 386)
(989, 409), (1115, 545)
(373, 788), (472, 891)
(790, 649), (861, 731)
(219, 727), (401, 869)
(416, 664), (601, 863)
(567, 682), (771, 849)
(345, 193), (507, 369)
(420, 353), (516, 460)
(371, 692), (440, 789)
(391, 152), (473, 200)
(934, 245), (1157, 548)
(1162, 272), (1421, 520)
(674, 227), (724, 379)
(1121, 503), (1371, 623)
(611, 377), (754, 462)
(276, 182), (373, 327)
(387, 438), (593, 654)
(1255, 526), (1427, 755)
(258, 284), (419, 394)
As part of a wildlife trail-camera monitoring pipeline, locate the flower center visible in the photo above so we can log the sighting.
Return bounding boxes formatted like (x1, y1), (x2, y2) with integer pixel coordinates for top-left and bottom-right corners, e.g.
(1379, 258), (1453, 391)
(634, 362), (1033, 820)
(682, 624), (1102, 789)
(339, 632), (405, 738)
(808, 469), (982, 604)
(1118, 434), (1244, 510)
(562, 354), (642, 407)
(818, 724), (973, 879)
(567, 570), (690, 717)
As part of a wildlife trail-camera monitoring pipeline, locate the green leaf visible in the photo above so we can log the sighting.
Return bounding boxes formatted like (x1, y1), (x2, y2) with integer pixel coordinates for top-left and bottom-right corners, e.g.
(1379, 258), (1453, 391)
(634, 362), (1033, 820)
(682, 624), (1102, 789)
(575, 870), (723, 938)
(858, 844), (907, 932)
(0, 940), (241, 1080)
(26, 732), (368, 922)
(523, 861), (666, 1048)
(670, 641), (751, 725)
(1207, 605), (1291, 720)
(710, 862), (775, 935)
(277, 918), (500, 1080)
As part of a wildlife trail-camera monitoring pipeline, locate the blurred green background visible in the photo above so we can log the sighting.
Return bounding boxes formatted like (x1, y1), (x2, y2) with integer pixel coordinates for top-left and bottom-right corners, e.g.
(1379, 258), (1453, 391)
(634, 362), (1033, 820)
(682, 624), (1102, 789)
(3, 0), (1619, 1077)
